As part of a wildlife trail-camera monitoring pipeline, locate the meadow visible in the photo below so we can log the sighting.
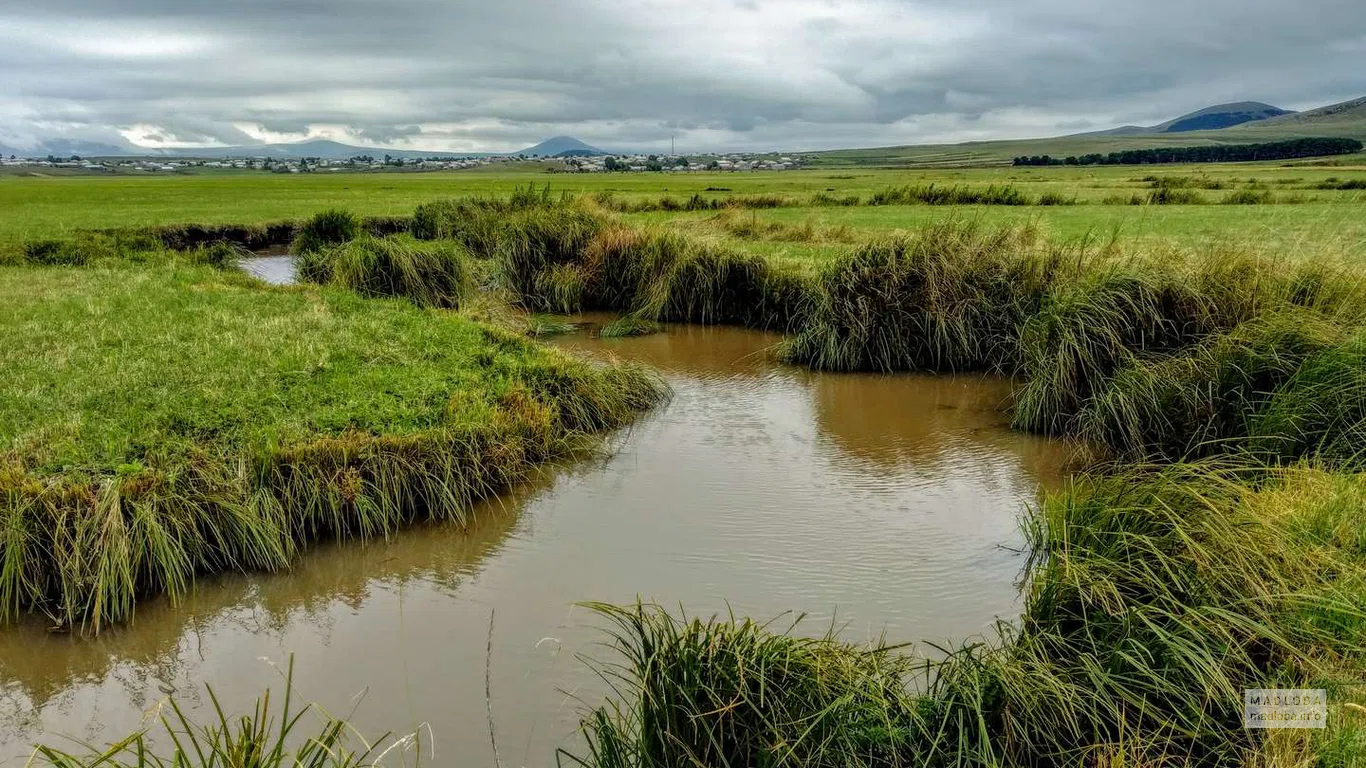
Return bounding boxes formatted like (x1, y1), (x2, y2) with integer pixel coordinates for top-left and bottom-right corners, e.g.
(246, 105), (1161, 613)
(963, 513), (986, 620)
(3, 163), (1366, 255)
(4, 165), (1366, 766)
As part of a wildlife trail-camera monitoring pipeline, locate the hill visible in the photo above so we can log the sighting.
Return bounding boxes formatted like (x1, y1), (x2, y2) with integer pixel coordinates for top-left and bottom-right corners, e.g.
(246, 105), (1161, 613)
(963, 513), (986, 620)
(0, 136), (607, 161)
(1152, 102), (1291, 132)
(811, 96), (1366, 167)
(517, 136), (605, 157)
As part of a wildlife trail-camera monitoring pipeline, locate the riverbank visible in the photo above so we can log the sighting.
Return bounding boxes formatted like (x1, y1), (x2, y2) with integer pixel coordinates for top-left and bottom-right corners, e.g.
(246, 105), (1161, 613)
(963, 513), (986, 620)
(0, 257), (664, 630)
(8, 193), (1366, 766)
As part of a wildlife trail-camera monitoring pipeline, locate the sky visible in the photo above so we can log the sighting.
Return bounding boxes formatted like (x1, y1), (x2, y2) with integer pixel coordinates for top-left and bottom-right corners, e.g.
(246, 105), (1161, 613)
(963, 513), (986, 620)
(2, 0), (1365, 154)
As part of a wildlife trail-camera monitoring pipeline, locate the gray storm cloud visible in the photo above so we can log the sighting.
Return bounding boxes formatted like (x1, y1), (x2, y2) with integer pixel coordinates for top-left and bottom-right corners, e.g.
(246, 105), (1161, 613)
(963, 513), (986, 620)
(1, 0), (1364, 152)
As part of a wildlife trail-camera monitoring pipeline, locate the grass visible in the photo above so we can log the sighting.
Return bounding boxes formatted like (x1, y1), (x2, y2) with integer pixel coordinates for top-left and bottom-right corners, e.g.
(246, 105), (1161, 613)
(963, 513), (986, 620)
(494, 208), (806, 329)
(298, 234), (476, 308)
(598, 317), (662, 338)
(0, 257), (664, 630)
(782, 221), (1065, 373)
(2, 166), (1364, 258)
(292, 209), (362, 254)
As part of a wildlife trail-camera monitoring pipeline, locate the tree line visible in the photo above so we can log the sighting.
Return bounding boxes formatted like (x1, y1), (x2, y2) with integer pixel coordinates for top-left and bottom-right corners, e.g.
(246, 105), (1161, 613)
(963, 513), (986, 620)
(1013, 137), (1363, 166)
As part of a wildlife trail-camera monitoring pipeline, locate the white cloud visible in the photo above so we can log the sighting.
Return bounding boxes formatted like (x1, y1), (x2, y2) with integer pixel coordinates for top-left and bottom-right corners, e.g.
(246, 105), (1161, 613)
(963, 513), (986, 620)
(1, 0), (1364, 152)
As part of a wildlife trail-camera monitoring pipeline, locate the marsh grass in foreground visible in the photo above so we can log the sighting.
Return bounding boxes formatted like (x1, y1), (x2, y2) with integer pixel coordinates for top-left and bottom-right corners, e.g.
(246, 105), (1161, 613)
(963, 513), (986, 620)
(0, 262), (664, 629)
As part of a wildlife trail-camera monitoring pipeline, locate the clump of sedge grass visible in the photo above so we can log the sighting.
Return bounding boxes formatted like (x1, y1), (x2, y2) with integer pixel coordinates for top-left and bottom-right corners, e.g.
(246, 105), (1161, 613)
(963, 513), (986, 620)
(298, 235), (475, 309)
(1014, 251), (1366, 439)
(868, 184), (1032, 206)
(571, 603), (920, 768)
(292, 209), (361, 255)
(784, 220), (1063, 372)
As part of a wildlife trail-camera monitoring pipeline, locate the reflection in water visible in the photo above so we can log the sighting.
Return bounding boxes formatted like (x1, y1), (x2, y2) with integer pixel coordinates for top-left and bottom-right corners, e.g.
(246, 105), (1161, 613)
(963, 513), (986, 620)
(0, 320), (1070, 766)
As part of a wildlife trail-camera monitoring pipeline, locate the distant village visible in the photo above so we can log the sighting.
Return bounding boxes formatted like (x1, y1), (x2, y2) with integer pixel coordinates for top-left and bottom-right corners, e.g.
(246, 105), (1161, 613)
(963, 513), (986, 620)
(0, 151), (807, 174)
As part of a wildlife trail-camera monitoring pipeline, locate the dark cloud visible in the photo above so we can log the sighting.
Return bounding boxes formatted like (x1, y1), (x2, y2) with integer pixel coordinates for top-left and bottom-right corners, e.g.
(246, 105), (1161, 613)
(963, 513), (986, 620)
(0, 0), (1363, 152)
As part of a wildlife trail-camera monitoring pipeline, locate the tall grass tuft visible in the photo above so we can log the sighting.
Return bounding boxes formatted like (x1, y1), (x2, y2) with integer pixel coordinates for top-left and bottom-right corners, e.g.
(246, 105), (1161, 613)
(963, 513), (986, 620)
(293, 209), (362, 254)
(868, 184), (1032, 206)
(297, 235), (475, 309)
(495, 215), (805, 329)
(784, 221), (1063, 372)
(1014, 252), (1366, 442)
(494, 207), (609, 309)
(569, 603), (920, 768)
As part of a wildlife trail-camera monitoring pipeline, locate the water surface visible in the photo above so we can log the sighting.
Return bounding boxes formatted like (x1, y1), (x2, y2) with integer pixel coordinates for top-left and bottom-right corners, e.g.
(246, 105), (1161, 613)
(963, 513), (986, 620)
(0, 320), (1070, 766)
(238, 254), (297, 285)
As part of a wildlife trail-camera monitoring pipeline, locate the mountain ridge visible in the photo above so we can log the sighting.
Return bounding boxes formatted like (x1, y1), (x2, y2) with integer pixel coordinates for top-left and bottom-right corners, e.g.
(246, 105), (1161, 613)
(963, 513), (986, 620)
(1, 136), (608, 160)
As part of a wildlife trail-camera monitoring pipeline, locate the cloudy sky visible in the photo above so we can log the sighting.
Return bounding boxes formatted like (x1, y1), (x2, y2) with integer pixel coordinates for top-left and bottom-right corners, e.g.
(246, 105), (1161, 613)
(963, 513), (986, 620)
(2, 0), (1365, 153)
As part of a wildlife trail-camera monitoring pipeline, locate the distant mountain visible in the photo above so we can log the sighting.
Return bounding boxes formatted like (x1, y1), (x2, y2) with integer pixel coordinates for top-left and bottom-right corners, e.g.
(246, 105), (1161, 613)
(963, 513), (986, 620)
(1093, 102), (1292, 137)
(1, 138), (139, 158)
(516, 136), (605, 157)
(811, 95), (1366, 168)
(1, 135), (609, 160)
(1154, 102), (1292, 132)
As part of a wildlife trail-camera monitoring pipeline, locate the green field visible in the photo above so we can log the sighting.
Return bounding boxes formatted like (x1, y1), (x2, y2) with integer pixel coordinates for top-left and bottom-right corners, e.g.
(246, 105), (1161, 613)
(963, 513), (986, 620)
(3, 164), (1366, 260)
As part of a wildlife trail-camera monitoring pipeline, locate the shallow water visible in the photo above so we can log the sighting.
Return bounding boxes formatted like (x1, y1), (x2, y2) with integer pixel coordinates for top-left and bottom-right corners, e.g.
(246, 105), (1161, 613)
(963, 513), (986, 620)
(0, 320), (1071, 766)
(238, 254), (297, 285)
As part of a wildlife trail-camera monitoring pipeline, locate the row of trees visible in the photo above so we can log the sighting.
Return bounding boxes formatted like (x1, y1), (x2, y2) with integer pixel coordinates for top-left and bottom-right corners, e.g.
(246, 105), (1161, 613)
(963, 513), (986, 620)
(1014, 137), (1363, 167)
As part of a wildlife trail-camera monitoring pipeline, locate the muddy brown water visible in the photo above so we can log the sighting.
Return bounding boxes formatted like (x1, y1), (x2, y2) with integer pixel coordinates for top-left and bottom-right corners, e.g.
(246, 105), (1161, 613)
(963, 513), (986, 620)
(0, 317), (1072, 766)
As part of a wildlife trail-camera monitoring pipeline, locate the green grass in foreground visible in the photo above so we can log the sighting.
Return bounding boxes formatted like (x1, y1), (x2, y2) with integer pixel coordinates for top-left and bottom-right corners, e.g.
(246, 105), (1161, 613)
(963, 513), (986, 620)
(0, 259), (663, 629)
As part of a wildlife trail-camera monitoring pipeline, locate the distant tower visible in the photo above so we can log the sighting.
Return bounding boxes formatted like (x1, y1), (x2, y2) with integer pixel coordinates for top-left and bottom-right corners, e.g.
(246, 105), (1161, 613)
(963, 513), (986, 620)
(671, 135), (675, 156)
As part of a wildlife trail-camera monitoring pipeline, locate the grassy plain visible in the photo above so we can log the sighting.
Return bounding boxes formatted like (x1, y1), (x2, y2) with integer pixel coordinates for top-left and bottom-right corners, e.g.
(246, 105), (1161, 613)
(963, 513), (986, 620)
(3, 164), (1366, 255)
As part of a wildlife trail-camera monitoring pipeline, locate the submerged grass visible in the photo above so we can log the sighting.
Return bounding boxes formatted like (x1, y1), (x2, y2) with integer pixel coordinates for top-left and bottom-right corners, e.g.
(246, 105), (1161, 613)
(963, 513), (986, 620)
(598, 317), (662, 338)
(0, 262), (664, 630)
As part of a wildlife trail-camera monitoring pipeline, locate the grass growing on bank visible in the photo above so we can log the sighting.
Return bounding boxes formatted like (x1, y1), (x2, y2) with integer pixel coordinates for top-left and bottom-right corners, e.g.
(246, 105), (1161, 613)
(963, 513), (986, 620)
(298, 234), (477, 308)
(0, 261), (664, 629)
